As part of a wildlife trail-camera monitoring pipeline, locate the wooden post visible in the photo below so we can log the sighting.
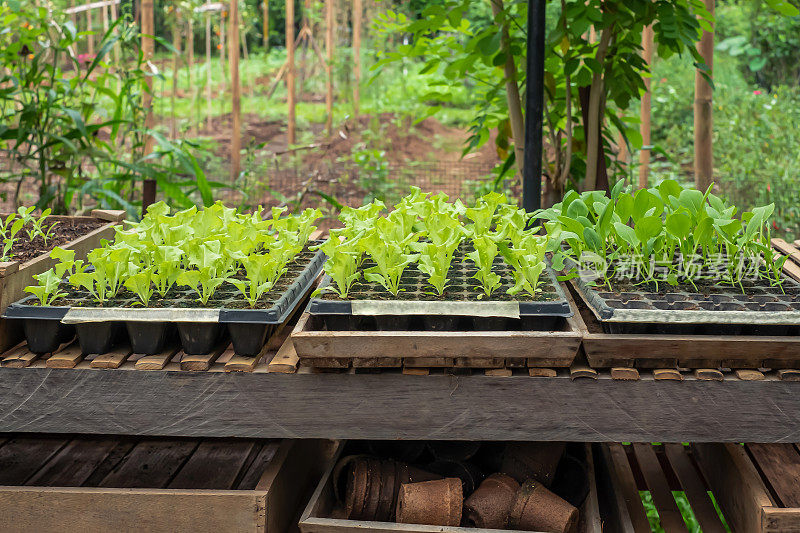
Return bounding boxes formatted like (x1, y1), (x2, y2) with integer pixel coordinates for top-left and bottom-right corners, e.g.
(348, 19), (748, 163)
(264, 0), (269, 52)
(230, 0), (241, 182)
(101, 2), (109, 37)
(694, 0), (715, 191)
(325, 0), (335, 136)
(141, 0), (156, 214)
(639, 24), (653, 189)
(86, 3), (95, 56)
(188, 17), (196, 133)
(220, 9), (227, 94)
(171, 10), (182, 139)
(205, 11), (213, 130)
(287, 0), (296, 144)
(110, 0), (121, 74)
(352, 0), (361, 120)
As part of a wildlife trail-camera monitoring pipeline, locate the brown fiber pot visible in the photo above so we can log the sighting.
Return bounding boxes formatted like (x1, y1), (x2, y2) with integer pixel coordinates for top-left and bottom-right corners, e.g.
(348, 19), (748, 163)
(508, 479), (579, 533)
(502, 442), (566, 487)
(463, 473), (520, 529)
(396, 478), (463, 527)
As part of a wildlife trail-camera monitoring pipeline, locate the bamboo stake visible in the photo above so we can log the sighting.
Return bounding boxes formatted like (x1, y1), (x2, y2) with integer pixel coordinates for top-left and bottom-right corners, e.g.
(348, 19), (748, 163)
(110, 0), (121, 76)
(141, 0), (155, 212)
(287, 0), (296, 144)
(86, 3), (95, 55)
(264, 0), (269, 52)
(188, 18), (196, 134)
(230, 0), (241, 183)
(206, 12), (213, 129)
(325, 0), (335, 136)
(171, 10), (181, 138)
(220, 8), (227, 94)
(639, 24), (653, 189)
(694, 0), (715, 191)
(352, 0), (361, 120)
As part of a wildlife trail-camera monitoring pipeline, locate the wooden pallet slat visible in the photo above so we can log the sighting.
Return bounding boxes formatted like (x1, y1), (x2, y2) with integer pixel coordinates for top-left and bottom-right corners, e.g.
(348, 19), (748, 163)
(99, 440), (199, 489)
(45, 343), (84, 369)
(663, 444), (726, 533)
(134, 345), (181, 371)
(632, 443), (688, 533)
(180, 343), (228, 371)
(747, 443), (800, 508)
(0, 437), (69, 485)
(26, 438), (120, 487)
(90, 344), (132, 369)
(168, 441), (257, 490)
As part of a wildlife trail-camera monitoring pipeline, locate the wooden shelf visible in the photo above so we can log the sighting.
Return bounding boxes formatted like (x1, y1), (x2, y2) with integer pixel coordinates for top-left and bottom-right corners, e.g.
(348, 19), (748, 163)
(1, 357), (800, 442)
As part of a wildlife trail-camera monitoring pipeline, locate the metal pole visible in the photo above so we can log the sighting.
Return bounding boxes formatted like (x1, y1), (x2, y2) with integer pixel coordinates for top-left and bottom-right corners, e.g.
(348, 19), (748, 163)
(523, 0), (544, 213)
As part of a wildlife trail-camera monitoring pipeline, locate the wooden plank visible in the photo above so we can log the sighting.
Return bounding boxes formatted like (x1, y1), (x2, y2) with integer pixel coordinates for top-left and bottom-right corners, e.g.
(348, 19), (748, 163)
(611, 367), (640, 380)
(180, 343), (228, 371)
(89, 346), (131, 368)
(293, 327), (581, 365)
(632, 443), (688, 532)
(225, 342), (270, 372)
(0, 261), (18, 276)
(268, 331), (300, 373)
(46, 343), (84, 369)
(99, 440), (198, 488)
(663, 444), (726, 533)
(82, 441), (138, 487)
(235, 441), (281, 490)
(402, 367), (429, 376)
(772, 238), (800, 265)
(762, 507), (800, 533)
(90, 209), (126, 222)
(735, 369), (765, 381)
(747, 443), (800, 507)
(134, 345), (180, 371)
(26, 438), (120, 486)
(64, 0), (120, 14)
(693, 443), (774, 533)
(0, 487), (263, 532)
(0, 437), (68, 485)
(653, 368), (683, 381)
(9, 369), (800, 442)
(168, 440), (256, 490)
(583, 332), (800, 369)
(694, 368), (723, 381)
(605, 444), (654, 532)
(402, 357), (453, 367)
(528, 368), (557, 377)
(485, 368), (512, 377)
(1, 343), (36, 368)
(596, 445), (639, 533)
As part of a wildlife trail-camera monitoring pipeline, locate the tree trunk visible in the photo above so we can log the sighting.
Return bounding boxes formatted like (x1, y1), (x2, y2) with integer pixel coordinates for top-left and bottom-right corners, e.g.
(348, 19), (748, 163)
(325, 0), (335, 136)
(579, 86), (609, 194)
(694, 0), (715, 191)
(230, 0), (241, 182)
(287, 0), (296, 144)
(583, 25), (612, 191)
(490, 0), (525, 178)
(352, 0), (362, 120)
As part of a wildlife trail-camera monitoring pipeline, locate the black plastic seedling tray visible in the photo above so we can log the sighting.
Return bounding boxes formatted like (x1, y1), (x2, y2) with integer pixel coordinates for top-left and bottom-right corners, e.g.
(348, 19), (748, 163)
(308, 244), (572, 331)
(5, 245), (325, 356)
(572, 269), (800, 335)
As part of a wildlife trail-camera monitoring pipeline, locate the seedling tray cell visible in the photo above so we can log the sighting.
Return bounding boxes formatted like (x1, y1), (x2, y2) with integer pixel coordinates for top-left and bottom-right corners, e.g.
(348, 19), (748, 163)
(309, 244), (572, 319)
(4, 245), (325, 356)
(573, 273), (800, 333)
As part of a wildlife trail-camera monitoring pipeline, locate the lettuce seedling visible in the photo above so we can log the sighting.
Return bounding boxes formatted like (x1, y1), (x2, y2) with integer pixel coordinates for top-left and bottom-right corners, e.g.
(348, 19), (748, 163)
(314, 238), (361, 298)
(498, 235), (548, 296)
(25, 269), (67, 306)
(124, 267), (155, 306)
(360, 230), (419, 296)
(27, 208), (57, 244)
(411, 213), (463, 295)
(227, 253), (287, 307)
(468, 235), (502, 297)
(152, 245), (183, 297)
(177, 268), (230, 306)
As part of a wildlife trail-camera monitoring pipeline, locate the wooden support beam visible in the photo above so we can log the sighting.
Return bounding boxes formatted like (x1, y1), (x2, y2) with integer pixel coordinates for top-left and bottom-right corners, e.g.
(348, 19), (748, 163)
(639, 24), (653, 189)
(325, 0), (335, 136)
(694, 0), (715, 191)
(229, 0), (241, 182)
(141, 0), (155, 215)
(286, 0), (296, 144)
(352, 0), (361, 121)
(264, 0), (269, 48)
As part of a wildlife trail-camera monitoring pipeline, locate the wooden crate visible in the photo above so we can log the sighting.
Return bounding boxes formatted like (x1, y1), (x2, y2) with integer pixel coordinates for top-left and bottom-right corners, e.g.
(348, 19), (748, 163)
(291, 283), (585, 370)
(694, 442), (800, 533)
(0, 435), (335, 533)
(0, 209), (125, 352)
(597, 443), (730, 533)
(299, 442), (602, 532)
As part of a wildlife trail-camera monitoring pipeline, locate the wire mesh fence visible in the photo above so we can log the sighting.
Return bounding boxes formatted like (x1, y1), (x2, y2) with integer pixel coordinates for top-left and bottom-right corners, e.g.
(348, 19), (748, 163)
(219, 159), (504, 210)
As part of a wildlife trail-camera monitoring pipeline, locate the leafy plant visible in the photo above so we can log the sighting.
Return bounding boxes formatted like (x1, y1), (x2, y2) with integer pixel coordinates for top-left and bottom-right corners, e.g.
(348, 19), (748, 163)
(360, 230), (420, 296)
(0, 215), (24, 261)
(411, 213), (464, 295)
(25, 269), (67, 306)
(124, 267), (155, 307)
(26, 209), (57, 244)
(499, 235), (548, 297)
(535, 179), (787, 291)
(468, 235), (502, 297)
(315, 237), (362, 298)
